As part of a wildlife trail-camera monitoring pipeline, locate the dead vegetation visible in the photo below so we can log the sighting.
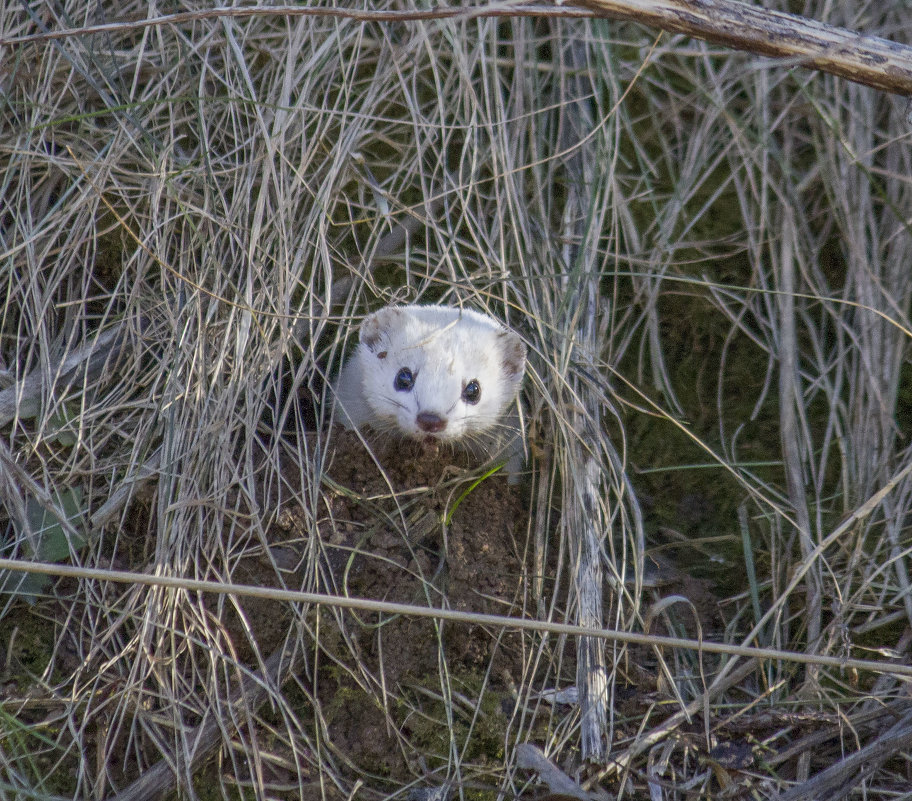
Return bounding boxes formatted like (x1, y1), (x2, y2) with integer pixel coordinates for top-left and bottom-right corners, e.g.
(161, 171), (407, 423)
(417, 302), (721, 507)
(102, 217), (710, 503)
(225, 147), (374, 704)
(1, 1), (912, 799)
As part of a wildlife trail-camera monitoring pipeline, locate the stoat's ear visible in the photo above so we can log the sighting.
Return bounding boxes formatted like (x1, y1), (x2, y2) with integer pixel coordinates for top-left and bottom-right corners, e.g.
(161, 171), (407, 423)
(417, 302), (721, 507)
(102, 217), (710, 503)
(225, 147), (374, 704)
(499, 329), (527, 381)
(360, 306), (403, 352)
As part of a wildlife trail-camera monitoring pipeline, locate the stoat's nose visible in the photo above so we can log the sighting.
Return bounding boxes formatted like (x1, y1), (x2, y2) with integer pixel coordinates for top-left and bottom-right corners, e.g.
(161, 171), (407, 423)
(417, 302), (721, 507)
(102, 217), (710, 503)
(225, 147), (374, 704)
(416, 412), (447, 433)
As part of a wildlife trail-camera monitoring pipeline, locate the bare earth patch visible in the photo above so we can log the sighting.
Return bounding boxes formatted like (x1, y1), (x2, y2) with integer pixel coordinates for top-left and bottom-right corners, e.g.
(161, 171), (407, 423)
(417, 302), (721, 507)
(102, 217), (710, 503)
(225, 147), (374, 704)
(223, 429), (531, 784)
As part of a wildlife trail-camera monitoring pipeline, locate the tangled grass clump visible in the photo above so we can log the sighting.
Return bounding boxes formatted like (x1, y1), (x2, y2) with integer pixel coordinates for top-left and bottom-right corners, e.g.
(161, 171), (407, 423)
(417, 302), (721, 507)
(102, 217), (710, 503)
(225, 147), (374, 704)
(2, 2), (912, 799)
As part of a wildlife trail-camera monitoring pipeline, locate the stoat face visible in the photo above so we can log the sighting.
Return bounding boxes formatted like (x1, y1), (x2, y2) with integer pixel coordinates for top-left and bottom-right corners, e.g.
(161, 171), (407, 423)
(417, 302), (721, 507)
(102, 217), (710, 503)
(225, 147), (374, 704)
(356, 305), (526, 443)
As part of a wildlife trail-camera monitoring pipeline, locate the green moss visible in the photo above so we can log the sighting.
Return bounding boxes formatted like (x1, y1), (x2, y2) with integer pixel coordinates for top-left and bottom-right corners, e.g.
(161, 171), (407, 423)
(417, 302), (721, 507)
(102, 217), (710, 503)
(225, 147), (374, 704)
(396, 674), (506, 768)
(0, 607), (56, 683)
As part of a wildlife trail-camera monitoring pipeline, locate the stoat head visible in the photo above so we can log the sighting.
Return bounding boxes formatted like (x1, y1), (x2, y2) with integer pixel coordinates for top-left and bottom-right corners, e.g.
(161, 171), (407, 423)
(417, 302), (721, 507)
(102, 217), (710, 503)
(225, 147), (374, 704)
(356, 304), (526, 443)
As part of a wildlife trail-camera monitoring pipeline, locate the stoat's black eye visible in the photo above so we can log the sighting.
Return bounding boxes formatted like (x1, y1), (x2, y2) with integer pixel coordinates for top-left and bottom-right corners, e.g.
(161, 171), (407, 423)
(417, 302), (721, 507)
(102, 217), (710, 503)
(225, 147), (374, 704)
(393, 368), (415, 392)
(462, 379), (481, 404)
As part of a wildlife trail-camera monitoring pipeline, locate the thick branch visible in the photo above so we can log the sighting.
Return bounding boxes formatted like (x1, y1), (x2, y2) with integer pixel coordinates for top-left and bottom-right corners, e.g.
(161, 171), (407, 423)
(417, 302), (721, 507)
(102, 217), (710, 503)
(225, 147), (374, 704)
(574, 0), (912, 95)
(4, 3), (912, 96)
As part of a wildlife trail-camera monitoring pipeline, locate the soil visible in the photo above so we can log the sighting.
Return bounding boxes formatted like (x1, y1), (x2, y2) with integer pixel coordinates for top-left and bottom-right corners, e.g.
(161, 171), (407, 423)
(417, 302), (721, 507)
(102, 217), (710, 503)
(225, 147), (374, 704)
(226, 429), (534, 786)
(219, 430), (729, 794)
(2, 427), (734, 799)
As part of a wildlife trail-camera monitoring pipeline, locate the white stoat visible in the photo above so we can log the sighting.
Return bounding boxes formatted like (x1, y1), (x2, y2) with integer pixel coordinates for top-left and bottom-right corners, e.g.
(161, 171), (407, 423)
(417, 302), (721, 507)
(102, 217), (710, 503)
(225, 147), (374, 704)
(333, 304), (526, 466)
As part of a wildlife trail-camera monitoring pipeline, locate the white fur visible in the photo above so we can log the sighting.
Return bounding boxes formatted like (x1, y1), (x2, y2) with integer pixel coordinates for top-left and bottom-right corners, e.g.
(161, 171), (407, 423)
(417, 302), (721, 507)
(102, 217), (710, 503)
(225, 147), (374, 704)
(333, 304), (526, 467)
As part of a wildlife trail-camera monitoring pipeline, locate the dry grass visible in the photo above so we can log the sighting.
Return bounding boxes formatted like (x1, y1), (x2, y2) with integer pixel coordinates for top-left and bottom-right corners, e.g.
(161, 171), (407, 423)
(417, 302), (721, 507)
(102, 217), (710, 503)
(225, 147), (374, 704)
(2, 1), (912, 799)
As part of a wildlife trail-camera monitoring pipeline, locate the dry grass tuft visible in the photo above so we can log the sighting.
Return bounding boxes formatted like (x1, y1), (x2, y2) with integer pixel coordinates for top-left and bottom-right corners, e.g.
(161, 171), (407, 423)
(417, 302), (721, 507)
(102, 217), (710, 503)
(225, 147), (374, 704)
(2, 2), (912, 799)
